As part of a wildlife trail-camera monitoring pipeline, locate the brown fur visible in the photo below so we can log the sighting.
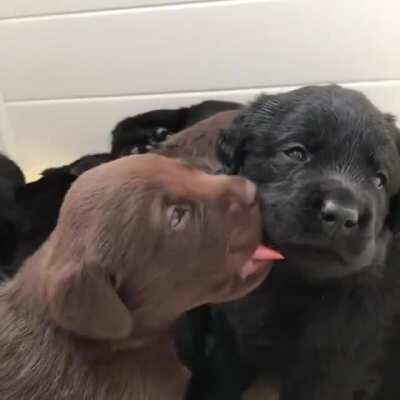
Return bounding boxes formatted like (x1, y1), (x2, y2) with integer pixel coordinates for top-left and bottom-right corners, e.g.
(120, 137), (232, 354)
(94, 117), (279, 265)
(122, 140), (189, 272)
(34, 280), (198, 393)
(0, 154), (270, 400)
(156, 110), (280, 400)
(156, 110), (239, 173)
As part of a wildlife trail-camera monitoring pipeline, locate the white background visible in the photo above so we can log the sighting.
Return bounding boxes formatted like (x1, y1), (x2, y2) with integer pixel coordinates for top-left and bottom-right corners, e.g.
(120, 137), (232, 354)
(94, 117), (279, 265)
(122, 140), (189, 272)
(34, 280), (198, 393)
(0, 0), (399, 180)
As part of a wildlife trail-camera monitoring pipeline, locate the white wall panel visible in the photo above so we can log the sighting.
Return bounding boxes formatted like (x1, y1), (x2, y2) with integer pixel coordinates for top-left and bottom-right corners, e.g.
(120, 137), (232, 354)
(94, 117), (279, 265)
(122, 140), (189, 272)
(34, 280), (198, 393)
(0, 0), (204, 19)
(0, 0), (399, 102)
(6, 81), (400, 181)
(0, 93), (17, 157)
(1, 0), (399, 180)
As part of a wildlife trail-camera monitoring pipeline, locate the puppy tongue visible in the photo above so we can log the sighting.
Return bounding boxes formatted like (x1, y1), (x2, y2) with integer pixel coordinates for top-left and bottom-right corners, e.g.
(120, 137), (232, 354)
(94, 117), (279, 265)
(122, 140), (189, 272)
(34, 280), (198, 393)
(252, 245), (284, 261)
(240, 245), (284, 279)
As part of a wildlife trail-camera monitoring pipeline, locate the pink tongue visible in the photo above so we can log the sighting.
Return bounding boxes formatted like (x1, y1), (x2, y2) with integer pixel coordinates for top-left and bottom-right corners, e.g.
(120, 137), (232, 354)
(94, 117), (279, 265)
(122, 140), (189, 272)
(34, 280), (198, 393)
(240, 245), (284, 279)
(252, 245), (284, 261)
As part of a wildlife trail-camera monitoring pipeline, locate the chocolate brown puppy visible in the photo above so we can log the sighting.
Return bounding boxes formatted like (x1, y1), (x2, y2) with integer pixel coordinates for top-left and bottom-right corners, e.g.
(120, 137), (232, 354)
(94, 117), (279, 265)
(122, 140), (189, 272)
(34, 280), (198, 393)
(0, 154), (280, 400)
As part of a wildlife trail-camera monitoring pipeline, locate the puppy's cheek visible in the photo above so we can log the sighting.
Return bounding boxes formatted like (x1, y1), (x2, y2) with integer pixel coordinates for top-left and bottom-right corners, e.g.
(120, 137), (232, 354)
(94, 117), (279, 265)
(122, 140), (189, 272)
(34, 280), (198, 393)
(359, 240), (377, 266)
(373, 229), (391, 263)
(260, 198), (301, 242)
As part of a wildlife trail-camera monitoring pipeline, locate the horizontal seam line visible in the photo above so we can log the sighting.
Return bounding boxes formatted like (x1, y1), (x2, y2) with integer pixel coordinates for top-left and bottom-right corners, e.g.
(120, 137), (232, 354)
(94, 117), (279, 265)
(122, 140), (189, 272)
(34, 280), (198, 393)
(5, 78), (400, 105)
(0, 0), (267, 22)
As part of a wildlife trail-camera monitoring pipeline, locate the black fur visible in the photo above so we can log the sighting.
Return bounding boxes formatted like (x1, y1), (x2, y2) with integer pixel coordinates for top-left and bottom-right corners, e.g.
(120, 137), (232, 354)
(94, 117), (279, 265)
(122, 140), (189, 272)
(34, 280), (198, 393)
(12, 171), (76, 270)
(194, 85), (400, 399)
(0, 153), (25, 276)
(7, 153), (113, 274)
(111, 100), (241, 156)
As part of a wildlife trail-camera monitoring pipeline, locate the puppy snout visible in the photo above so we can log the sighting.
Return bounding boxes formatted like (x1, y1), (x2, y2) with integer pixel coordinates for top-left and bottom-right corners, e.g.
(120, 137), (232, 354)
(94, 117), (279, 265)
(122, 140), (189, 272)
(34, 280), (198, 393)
(319, 188), (361, 237)
(321, 199), (359, 229)
(226, 178), (258, 212)
(240, 179), (258, 207)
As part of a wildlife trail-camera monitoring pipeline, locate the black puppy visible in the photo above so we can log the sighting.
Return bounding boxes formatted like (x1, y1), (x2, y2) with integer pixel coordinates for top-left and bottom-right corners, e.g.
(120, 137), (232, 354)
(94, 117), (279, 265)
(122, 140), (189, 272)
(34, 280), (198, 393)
(0, 153), (25, 276)
(41, 153), (114, 177)
(111, 100), (241, 156)
(198, 85), (400, 400)
(10, 153), (113, 272)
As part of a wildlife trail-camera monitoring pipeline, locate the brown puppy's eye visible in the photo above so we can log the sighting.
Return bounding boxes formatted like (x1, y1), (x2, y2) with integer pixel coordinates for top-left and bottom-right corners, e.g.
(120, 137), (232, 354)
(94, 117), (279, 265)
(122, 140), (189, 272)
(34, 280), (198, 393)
(372, 172), (387, 190)
(167, 205), (192, 230)
(284, 145), (308, 162)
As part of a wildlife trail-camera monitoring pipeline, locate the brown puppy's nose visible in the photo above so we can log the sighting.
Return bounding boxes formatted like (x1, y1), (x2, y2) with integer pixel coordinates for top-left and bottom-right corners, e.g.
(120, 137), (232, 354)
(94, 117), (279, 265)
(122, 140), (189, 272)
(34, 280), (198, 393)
(226, 177), (258, 211)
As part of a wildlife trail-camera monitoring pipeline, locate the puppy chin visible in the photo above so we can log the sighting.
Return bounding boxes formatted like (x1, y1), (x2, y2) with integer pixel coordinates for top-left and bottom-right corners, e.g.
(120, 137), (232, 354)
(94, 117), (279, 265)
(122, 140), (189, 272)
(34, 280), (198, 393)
(211, 262), (273, 304)
(275, 238), (382, 282)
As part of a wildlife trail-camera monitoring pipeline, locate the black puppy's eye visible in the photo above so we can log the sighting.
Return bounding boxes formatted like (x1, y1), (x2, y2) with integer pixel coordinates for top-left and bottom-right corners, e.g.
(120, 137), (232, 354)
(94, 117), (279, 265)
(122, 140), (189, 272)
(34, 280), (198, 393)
(284, 145), (308, 162)
(167, 205), (192, 230)
(372, 172), (387, 190)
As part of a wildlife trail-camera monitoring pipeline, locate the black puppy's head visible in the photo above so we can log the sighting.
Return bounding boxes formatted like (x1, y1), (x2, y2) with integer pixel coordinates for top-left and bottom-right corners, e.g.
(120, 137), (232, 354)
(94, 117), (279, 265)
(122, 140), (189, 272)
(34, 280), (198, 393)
(218, 85), (400, 281)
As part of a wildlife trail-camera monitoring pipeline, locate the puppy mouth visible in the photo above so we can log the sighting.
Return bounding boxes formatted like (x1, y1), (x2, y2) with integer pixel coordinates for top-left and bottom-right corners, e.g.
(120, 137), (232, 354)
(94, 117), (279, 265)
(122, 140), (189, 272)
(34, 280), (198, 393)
(263, 228), (369, 265)
(212, 245), (283, 303)
(239, 245), (284, 279)
(273, 241), (348, 265)
(235, 245), (283, 295)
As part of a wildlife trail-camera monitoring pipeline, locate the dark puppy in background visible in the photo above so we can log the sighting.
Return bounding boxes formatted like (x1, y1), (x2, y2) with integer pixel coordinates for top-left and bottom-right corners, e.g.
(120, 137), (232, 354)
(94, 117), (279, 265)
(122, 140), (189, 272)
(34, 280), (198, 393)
(111, 100), (241, 157)
(10, 153), (113, 272)
(0, 154), (281, 400)
(41, 153), (114, 177)
(0, 153), (25, 275)
(183, 85), (400, 400)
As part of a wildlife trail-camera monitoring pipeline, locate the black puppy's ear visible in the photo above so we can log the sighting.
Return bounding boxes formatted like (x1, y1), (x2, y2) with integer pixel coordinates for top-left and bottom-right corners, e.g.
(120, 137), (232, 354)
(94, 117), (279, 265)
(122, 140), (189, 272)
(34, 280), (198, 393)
(217, 114), (249, 174)
(217, 94), (283, 174)
(385, 113), (400, 234)
(389, 196), (400, 236)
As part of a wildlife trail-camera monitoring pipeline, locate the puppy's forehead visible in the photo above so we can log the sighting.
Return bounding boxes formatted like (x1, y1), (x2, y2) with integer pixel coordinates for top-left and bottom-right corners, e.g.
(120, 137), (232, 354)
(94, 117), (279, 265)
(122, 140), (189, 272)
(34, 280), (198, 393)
(68, 155), (239, 212)
(276, 90), (389, 146)
(76, 154), (216, 203)
(81, 154), (190, 180)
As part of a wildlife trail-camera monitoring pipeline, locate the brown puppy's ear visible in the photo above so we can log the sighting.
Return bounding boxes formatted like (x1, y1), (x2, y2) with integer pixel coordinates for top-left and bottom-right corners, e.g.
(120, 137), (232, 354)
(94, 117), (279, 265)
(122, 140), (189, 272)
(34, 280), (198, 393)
(48, 260), (132, 340)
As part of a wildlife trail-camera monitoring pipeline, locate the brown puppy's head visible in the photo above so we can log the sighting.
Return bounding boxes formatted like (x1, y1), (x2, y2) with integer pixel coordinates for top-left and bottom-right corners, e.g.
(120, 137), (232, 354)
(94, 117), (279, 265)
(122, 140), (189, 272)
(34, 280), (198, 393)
(156, 110), (240, 174)
(44, 154), (278, 341)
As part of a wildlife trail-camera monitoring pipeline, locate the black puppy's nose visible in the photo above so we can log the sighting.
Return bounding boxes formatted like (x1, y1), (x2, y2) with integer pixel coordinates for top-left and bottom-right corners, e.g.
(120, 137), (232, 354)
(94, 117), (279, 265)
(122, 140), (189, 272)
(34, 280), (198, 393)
(321, 199), (359, 232)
